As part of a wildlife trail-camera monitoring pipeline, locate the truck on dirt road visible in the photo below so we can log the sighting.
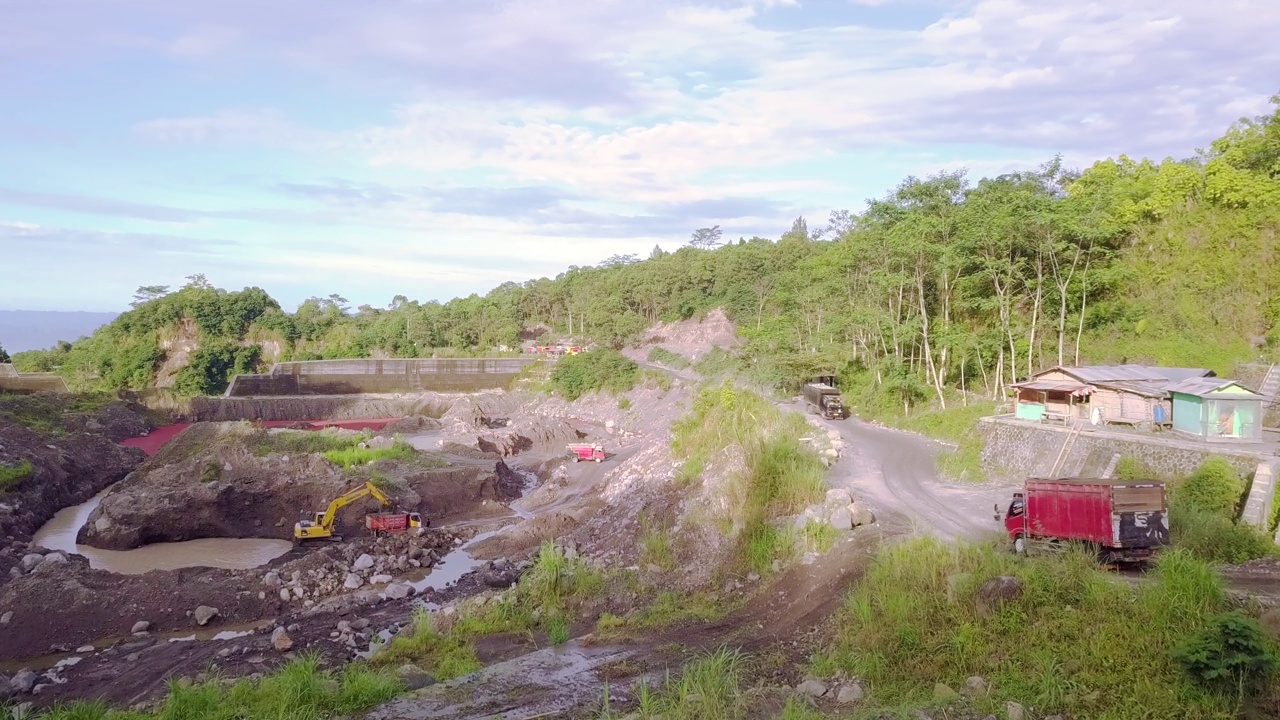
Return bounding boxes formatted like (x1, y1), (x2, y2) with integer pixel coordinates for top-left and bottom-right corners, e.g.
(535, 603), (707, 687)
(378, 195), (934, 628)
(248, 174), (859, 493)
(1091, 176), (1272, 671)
(802, 381), (845, 420)
(567, 442), (606, 462)
(995, 477), (1169, 563)
(296, 482), (422, 541)
(365, 511), (425, 536)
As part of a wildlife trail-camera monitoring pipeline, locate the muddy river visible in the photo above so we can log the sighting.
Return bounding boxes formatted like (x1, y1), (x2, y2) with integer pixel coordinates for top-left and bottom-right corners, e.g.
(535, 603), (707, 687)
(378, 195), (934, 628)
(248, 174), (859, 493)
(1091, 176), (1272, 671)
(31, 488), (292, 575)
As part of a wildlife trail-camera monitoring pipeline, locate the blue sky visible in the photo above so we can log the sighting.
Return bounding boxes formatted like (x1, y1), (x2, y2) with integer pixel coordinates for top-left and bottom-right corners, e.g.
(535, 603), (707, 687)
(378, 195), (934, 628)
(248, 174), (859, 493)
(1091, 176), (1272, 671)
(2, 0), (1278, 312)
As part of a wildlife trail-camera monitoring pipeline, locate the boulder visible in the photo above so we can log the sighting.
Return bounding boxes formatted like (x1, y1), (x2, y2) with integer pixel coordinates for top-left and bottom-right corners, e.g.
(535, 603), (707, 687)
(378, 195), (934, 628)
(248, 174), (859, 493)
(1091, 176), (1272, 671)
(344, 573), (364, 590)
(850, 505), (875, 527)
(795, 678), (828, 698)
(932, 683), (959, 702)
(193, 606), (220, 626)
(10, 669), (36, 694)
(271, 627), (293, 652)
(262, 571), (282, 588)
(279, 588), (291, 602)
(351, 618), (371, 631)
(976, 576), (1024, 618)
(836, 682), (865, 704)
(963, 676), (988, 696)
(385, 583), (410, 600)
(353, 554), (375, 571)
(396, 663), (437, 691)
(825, 488), (852, 507)
(828, 507), (853, 530)
(19, 554), (43, 572)
(0, 611), (12, 625)
(1005, 701), (1026, 720)
(76, 645), (95, 653)
(131, 621), (151, 634)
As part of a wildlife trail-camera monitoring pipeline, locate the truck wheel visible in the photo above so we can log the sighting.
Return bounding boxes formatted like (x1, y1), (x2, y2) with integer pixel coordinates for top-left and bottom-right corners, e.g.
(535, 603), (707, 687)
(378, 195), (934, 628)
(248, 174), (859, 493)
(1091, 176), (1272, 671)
(1013, 536), (1027, 555)
(574, 457), (580, 463)
(595, 457), (602, 463)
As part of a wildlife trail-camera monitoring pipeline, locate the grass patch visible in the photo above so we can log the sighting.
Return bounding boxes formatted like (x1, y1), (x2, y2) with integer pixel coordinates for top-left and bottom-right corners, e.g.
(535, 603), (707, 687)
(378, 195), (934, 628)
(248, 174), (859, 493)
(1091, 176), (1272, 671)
(0, 459), (33, 493)
(693, 347), (738, 378)
(374, 607), (483, 680)
(800, 519), (839, 554)
(894, 401), (995, 483)
(251, 427), (372, 456)
(8, 654), (401, 720)
(601, 649), (744, 720)
(1169, 459), (1278, 563)
(199, 461), (221, 483)
(604, 590), (730, 633)
(549, 349), (639, 400)
(647, 346), (690, 370)
(640, 367), (674, 392)
(617, 397), (632, 411)
(815, 537), (1259, 719)
(323, 441), (418, 469)
(641, 525), (676, 570)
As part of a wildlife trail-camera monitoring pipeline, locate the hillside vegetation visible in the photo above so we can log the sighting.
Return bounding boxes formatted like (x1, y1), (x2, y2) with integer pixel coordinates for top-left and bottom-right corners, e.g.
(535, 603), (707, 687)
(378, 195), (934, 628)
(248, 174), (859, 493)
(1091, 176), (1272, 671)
(11, 99), (1280, 402)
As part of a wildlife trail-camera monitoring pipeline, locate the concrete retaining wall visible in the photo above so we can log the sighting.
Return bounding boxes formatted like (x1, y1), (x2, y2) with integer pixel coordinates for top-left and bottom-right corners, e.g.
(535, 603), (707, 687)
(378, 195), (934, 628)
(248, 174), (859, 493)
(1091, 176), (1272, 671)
(189, 395), (453, 422)
(0, 365), (69, 393)
(980, 416), (1272, 482)
(226, 357), (538, 396)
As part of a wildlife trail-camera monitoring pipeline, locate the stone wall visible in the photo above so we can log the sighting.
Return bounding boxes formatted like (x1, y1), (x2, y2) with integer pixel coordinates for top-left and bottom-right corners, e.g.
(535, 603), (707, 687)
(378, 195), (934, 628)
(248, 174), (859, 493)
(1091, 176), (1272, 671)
(980, 416), (1271, 482)
(225, 357), (538, 396)
(0, 365), (69, 393)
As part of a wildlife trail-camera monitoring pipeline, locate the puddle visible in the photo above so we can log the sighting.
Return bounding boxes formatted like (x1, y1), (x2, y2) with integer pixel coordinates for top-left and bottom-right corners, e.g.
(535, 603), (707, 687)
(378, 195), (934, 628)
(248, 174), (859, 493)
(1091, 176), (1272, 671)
(31, 488), (292, 574)
(404, 430), (444, 451)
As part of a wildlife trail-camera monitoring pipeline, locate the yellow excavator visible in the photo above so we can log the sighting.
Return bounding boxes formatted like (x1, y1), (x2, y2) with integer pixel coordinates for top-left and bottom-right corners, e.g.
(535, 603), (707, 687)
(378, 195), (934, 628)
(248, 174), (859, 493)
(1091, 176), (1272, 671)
(294, 482), (421, 541)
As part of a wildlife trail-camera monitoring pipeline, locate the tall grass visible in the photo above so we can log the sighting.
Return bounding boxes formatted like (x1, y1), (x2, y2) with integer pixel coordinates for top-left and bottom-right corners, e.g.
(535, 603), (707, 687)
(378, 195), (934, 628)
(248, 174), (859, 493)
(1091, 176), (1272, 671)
(601, 649), (744, 720)
(672, 382), (826, 572)
(647, 346), (690, 370)
(251, 427), (372, 456)
(6, 655), (401, 720)
(1169, 459), (1279, 563)
(0, 459), (33, 493)
(815, 537), (1248, 719)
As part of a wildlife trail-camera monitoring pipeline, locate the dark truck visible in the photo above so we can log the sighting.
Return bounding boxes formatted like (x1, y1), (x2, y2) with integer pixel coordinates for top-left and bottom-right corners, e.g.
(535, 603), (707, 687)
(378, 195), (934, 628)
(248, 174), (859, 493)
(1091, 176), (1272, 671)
(802, 381), (845, 420)
(995, 478), (1169, 563)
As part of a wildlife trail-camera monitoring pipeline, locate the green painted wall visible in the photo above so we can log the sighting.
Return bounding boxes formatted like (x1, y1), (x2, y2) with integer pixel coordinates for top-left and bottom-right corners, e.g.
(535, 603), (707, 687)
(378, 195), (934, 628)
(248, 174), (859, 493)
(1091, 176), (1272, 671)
(1172, 393), (1203, 435)
(1016, 402), (1046, 421)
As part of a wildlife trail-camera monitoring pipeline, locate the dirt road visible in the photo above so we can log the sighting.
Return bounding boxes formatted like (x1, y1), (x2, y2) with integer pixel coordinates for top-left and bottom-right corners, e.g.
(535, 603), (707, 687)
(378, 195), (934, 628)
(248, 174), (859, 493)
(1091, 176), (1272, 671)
(812, 411), (1012, 542)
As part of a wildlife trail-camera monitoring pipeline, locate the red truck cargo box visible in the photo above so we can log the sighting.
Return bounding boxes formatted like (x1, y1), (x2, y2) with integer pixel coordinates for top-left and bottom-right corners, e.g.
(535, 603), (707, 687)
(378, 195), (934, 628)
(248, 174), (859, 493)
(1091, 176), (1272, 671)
(1023, 478), (1167, 548)
(366, 513), (410, 532)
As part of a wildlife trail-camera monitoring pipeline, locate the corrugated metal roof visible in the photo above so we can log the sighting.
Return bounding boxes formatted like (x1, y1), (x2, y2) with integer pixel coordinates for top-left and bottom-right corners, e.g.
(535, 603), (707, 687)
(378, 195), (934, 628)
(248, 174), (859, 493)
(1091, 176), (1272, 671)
(1089, 380), (1170, 398)
(1012, 380), (1094, 394)
(1036, 365), (1214, 383)
(1164, 377), (1264, 398)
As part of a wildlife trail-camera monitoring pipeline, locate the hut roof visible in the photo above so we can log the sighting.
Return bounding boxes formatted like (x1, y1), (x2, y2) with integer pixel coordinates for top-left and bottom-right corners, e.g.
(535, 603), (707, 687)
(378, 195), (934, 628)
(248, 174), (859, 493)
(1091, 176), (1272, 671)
(1164, 377), (1264, 399)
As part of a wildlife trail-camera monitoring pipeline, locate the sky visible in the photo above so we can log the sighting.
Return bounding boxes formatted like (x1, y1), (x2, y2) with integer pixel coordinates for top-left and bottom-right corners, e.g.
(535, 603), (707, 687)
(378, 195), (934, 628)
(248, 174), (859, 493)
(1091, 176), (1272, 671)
(1, 0), (1278, 313)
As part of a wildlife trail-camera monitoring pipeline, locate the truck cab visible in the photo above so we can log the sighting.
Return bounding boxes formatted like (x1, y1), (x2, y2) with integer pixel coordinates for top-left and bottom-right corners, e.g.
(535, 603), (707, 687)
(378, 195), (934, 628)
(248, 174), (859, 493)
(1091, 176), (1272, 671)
(994, 492), (1028, 552)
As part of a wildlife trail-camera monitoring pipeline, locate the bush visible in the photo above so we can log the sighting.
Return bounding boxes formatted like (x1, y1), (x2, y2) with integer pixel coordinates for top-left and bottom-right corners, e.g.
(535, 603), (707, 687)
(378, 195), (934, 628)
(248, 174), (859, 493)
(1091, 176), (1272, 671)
(1115, 456), (1151, 480)
(323, 441), (418, 469)
(1177, 458), (1245, 518)
(1170, 503), (1278, 563)
(647, 346), (690, 369)
(549, 349), (639, 400)
(1174, 611), (1276, 692)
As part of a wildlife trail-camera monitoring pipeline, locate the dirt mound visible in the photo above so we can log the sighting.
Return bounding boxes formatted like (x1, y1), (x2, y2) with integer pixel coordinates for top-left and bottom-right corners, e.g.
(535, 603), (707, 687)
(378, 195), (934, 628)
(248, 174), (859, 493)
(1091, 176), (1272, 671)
(0, 414), (145, 567)
(632, 307), (741, 363)
(381, 416), (443, 434)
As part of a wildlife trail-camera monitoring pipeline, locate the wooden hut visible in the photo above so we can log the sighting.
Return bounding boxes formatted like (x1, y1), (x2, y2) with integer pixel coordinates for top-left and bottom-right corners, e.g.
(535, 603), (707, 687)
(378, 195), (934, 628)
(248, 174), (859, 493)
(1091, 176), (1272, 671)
(1011, 365), (1213, 428)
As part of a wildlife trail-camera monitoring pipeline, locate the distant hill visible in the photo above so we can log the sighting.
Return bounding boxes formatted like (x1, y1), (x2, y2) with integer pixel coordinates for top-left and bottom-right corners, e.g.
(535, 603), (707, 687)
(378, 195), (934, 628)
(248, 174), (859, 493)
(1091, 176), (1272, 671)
(0, 310), (119, 352)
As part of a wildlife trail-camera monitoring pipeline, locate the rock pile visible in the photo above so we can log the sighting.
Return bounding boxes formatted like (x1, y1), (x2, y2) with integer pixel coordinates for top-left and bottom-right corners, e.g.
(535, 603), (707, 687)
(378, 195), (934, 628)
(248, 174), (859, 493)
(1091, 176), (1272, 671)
(4, 544), (69, 580)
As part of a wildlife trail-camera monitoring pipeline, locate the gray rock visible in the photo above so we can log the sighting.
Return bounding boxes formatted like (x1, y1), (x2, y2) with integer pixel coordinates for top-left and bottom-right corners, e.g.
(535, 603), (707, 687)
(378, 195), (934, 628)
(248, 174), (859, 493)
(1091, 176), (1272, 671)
(20, 554), (43, 571)
(396, 663), (436, 690)
(271, 627), (293, 652)
(963, 675), (988, 696)
(353, 554), (375, 571)
(385, 583), (410, 600)
(828, 507), (853, 529)
(351, 618), (371, 631)
(369, 574), (394, 585)
(932, 683), (959, 702)
(262, 571), (282, 588)
(795, 679), (828, 698)
(10, 669), (36, 694)
(31, 683), (50, 696)
(279, 588), (291, 602)
(131, 621), (151, 634)
(825, 488), (852, 507)
(1006, 701), (1026, 720)
(76, 644), (94, 653)
(7, 566), (19, 580)
(344, 573), (364, 590)
(0, 611), (12, 625)
(193, 605), (220, 626)
(41, 552), (67, 566)
(850, 505), (876, 527)
(836, 682), (864, 704)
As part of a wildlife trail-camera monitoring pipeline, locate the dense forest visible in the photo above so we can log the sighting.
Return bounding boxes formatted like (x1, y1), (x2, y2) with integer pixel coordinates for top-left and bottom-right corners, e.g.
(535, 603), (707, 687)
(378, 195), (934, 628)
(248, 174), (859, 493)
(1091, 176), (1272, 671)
(11, 98), (1280, 405)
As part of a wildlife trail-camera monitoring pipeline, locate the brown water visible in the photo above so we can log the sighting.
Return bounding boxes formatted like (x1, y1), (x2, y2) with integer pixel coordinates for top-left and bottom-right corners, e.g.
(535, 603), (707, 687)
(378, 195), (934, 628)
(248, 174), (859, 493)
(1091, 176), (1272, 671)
(31, 488), (292, 575)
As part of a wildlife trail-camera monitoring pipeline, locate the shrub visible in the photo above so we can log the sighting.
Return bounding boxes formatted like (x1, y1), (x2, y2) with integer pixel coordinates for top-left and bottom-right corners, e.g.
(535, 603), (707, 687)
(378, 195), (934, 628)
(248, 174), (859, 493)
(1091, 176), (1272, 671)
(1174, 611), (1276, 692)
(647, 346), (690, 369)
(323, 441), (418, 468)
(547, 615), (570, 645)
(1115, 456), (1150, 480)
(1170, 503), (1278, 563)
(1176, 458), (1245, 518)
(617, 397), (632, 411)
(549, 349), (639, 400)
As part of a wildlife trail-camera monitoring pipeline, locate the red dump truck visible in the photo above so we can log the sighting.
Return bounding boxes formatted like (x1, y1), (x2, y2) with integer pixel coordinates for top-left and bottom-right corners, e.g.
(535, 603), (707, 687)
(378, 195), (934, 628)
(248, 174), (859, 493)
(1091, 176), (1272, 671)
(995, 478), (1169, 563)
(567, 443), (605, 463)
(365, 511), (424, 536)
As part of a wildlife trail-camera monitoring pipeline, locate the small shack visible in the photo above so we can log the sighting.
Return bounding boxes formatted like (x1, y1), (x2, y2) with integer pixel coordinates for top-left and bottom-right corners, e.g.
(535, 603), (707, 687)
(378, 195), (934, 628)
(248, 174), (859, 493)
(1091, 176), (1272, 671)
(1165, 377), (1265, 442)
(1011, 365), (1214, 428)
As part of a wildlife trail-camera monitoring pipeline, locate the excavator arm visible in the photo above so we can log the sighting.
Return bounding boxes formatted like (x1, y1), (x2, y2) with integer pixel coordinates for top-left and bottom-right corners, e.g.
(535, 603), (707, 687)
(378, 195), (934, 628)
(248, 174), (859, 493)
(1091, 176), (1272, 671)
(315, 482), (392, 533)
